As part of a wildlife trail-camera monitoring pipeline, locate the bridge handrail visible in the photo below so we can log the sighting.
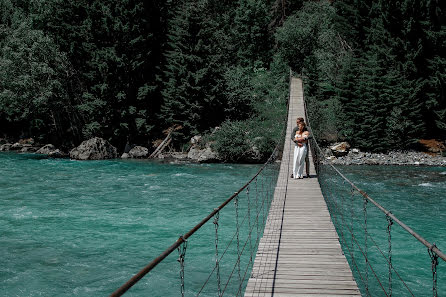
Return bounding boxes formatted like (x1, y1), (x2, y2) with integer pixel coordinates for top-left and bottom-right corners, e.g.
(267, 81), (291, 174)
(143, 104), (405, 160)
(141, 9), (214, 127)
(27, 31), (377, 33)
(329, 163), (446, 262)
(304, 76), (446, 262)
(109, 71), (293, 297)
(301, 77), (446, 263)
(109, 148), (279, 297)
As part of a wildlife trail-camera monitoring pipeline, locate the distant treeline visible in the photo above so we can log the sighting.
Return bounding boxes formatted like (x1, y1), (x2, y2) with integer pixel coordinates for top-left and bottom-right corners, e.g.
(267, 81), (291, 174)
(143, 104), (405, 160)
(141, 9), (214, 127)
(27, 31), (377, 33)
(0, 0), (444, 157)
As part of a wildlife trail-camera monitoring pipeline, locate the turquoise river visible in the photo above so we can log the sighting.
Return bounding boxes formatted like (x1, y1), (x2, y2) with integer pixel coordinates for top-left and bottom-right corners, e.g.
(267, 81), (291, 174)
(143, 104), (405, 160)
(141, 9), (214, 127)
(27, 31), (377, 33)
(1, 152), (445, 296)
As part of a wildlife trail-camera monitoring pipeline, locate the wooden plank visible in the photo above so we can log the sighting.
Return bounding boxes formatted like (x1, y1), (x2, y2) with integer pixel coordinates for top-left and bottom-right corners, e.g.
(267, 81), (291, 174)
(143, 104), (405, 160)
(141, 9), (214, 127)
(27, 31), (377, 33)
(244, 77), (360, 296)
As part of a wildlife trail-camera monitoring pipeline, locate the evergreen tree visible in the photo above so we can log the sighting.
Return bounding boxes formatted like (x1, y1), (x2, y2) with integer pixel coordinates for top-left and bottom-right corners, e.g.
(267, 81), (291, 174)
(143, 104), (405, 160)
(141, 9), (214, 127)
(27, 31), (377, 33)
(31, 0), (168, 147)
(232, 0), (273, 68)
(422, 0), (446, 137)
(161, 0), (225, 144)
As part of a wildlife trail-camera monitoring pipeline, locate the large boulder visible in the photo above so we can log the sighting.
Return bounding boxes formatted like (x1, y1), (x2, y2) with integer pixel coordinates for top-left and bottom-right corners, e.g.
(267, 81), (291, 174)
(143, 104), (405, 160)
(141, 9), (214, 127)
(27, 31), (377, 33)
(10, 142), (23, 151)
(36, 144), (57, 155)
(70, 137), (117, 160)
(0, 143), (12, 151)
(188, 144), (219, 163)
(190, 135), (202, 145)
(36, 144), (67, 158)
(128, 146), (149, 158)
(20, 144), (39, 153)
(48, 149), (68, 158)
(330, 142), (351, 157)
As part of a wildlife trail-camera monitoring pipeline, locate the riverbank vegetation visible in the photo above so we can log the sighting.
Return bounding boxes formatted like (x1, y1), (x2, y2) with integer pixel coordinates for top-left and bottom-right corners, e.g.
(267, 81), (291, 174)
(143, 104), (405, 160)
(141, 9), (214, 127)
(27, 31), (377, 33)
(1, 0), (444, 160)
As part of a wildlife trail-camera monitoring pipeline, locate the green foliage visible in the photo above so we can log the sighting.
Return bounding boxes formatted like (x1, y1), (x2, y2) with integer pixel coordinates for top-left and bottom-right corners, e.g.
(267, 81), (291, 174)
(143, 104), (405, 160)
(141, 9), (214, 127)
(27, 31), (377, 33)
(211, 121), (251, 162)
(222, 66), (255, 120)
(276, 1), (347, 141)
(29, 0), (167, 145)
(0, 19), (78, 141)
(211, 59), (288, 161)
(278, 0), (445, 152)
(1, 0), (443, 158)
(231, 0), (272, 68)
(161, 0), (227, 144)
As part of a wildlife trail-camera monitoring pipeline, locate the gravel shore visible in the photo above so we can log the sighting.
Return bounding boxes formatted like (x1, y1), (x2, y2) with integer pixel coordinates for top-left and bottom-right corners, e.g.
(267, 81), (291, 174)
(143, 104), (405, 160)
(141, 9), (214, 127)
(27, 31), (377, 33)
(324, 150), (446, 166)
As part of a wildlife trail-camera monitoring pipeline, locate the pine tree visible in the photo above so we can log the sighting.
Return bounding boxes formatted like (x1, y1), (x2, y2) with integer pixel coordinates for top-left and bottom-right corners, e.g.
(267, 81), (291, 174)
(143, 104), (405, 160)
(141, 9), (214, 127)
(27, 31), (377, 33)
(421, 0), (446, 137)
(231, 0), (272, 68)
(161, 0), (225, 144)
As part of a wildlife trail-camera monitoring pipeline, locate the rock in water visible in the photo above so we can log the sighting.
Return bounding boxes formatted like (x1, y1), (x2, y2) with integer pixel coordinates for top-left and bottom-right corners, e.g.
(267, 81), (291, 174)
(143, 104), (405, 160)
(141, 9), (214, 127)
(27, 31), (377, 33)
(48, 149), (68, 158)
(70, 137), (117, 160)
(36, 144), (57, 155)
(128, 146), (149, 158)
(20, 144), (39, 153)
(36, 144), (67, 158)
(0, 143), (12, 151)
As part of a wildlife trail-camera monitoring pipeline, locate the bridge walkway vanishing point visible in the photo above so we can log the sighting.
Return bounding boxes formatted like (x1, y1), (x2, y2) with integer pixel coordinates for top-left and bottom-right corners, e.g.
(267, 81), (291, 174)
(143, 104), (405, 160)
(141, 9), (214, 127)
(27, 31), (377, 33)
(244, 77), (361, 297)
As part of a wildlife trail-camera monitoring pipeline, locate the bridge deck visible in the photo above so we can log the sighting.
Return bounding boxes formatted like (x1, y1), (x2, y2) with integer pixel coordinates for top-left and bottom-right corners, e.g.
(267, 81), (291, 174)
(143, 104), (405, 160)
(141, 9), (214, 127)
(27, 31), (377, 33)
(244, 78), (360, 297)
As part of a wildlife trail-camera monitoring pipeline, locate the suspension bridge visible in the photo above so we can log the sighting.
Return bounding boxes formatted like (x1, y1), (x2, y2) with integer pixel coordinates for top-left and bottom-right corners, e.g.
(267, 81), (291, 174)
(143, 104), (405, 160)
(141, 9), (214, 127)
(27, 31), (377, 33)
(243, 77), (360, 296)
(109, 77), (444, 297)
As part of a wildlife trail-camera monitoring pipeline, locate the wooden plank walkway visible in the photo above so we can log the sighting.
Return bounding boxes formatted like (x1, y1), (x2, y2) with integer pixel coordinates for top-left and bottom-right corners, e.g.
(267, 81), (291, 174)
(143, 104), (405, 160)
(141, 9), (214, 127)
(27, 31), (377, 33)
(244, 77), (360, 297)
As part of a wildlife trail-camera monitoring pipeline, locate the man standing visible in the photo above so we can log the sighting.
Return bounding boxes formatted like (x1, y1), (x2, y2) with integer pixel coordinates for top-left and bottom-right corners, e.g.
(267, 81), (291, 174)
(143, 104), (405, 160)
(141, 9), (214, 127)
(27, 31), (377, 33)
(290, 117), (310, 178)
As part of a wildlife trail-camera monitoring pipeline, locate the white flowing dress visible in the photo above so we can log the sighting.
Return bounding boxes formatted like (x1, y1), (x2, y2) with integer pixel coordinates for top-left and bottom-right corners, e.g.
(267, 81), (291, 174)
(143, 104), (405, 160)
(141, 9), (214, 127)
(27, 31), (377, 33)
(293, 133), (307, 179)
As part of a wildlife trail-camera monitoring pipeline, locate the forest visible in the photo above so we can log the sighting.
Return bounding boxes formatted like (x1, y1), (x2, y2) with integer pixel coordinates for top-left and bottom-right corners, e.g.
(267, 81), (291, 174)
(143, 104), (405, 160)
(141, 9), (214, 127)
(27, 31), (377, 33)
(0, 0), (445, 160)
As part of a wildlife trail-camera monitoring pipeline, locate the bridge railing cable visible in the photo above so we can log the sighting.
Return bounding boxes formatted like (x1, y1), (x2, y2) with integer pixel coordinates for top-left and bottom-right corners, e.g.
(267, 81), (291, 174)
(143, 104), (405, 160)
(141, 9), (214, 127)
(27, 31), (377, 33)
(302, 79), (444, 297)
(109, 72), (292, 297)
(109, 152), (280, 297)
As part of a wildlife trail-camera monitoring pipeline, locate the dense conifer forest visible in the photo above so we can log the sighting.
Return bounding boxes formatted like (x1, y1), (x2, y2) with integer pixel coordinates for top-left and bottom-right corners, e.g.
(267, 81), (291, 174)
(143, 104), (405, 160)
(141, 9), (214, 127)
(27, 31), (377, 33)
(0, 0), (444, 159)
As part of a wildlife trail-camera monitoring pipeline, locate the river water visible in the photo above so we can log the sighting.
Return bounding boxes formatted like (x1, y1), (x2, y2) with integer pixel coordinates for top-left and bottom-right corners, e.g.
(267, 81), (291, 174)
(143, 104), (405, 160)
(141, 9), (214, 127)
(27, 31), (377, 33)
(1, 153), (445, 296)
(0, 152), (274, 297)
(320, 164), (446, 296)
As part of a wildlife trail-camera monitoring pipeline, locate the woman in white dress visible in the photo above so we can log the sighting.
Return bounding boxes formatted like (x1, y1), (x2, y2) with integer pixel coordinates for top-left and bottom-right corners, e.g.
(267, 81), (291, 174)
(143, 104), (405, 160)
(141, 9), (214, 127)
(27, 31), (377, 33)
(293, 122), (309, 179)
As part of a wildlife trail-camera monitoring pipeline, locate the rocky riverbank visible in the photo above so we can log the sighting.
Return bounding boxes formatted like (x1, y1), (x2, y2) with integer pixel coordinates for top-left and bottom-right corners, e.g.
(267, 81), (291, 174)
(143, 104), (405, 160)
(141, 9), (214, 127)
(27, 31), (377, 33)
(0, 136), (226, 163)
(2, 137), (446, 166)
(324, 150), (446, 166)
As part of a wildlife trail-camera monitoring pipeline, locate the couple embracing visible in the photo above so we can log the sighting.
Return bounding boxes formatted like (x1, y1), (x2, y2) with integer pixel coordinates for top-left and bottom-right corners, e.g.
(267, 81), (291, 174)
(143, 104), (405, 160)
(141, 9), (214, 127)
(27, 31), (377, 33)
(290, 117), (310, 179)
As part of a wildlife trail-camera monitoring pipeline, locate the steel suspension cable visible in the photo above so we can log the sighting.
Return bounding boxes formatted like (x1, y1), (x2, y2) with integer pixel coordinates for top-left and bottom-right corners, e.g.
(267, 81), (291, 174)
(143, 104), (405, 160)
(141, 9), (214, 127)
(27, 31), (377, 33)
(221, 194), (273, 296)
(350, 205), (415, 295)
(109, 71), (290, 297)
(329, 164), (446, 262)
(324, 177), (388, 295)
(301, 76), (446, 262)
(301, 76), (445, 297)
(198, 168), (277, 296)
(197, 174), (277, 296)
(343, 189), (414, 295)
(109, 147), (280, 297)
(323, 168), (376, 292)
